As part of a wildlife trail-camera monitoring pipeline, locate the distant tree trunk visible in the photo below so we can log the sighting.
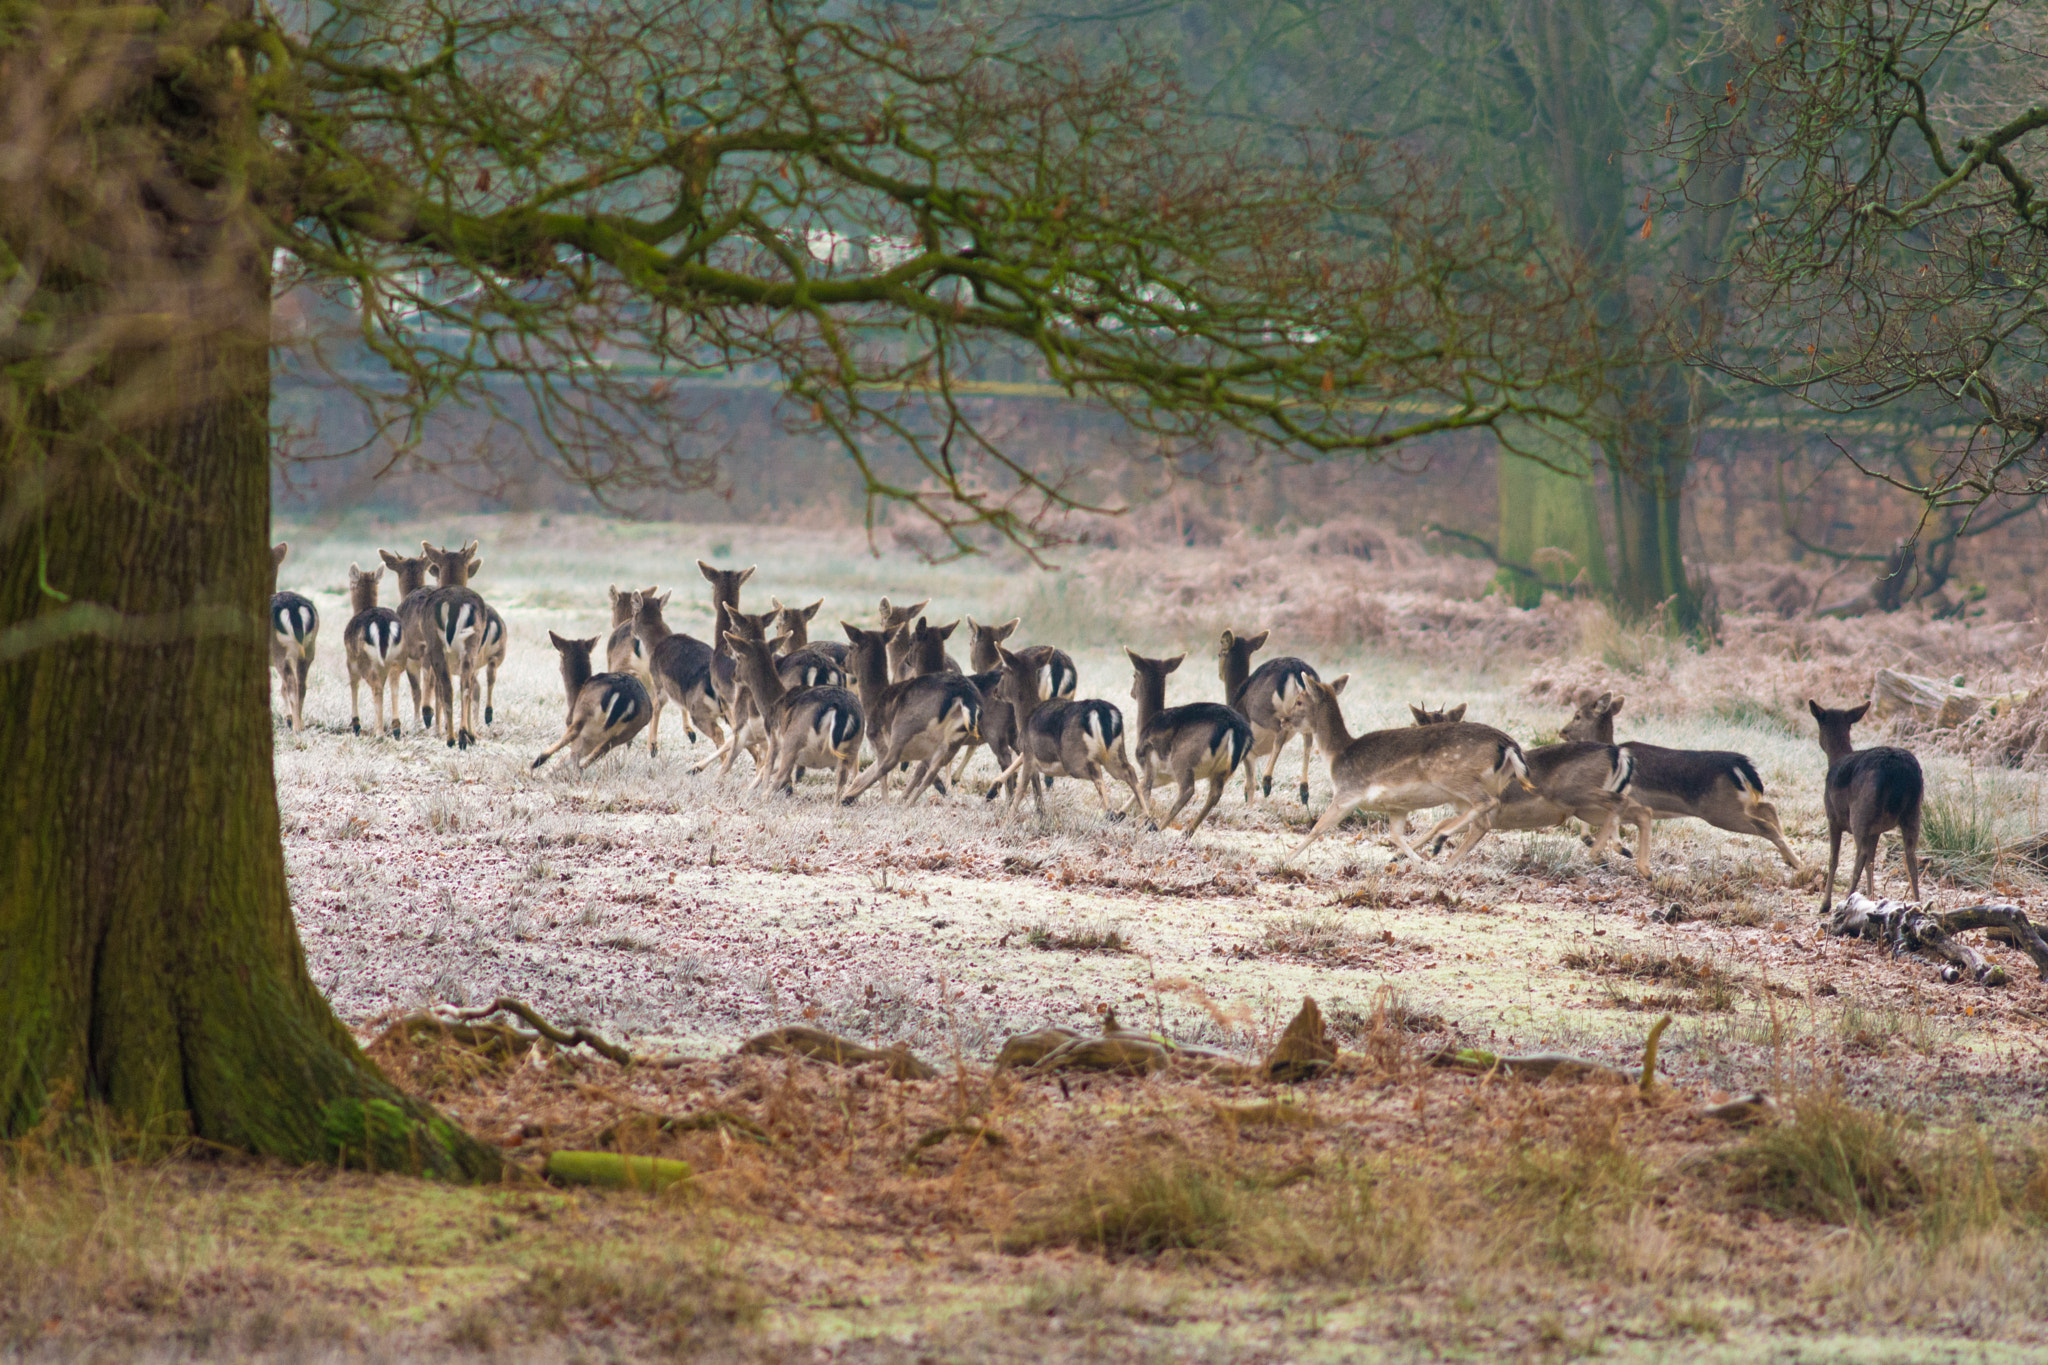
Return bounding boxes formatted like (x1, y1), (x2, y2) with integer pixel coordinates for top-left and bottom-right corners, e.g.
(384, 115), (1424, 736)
(1497, 418), (1611, 606)
(0, 0), (495, 1176)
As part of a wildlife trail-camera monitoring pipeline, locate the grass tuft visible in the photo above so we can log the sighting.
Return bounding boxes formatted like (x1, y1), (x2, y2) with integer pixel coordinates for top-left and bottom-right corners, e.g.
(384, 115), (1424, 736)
(1006, 1156), (1245, 1259)
(1024, 921), (1129, 953)
(1724, 1086), (1923, 1225)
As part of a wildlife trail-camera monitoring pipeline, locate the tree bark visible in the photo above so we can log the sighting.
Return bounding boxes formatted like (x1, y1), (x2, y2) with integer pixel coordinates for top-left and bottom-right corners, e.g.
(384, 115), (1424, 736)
(0, 0), (496, 1177)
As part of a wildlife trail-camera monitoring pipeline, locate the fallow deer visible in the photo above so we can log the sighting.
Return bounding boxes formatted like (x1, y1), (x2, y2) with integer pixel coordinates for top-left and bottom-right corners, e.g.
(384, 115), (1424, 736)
(1562, 693), (1804, 875)
(419, 540), (489, 748)
(1218, 629), (1322, 806)
(531, 633), (651, 773)
(879, 596), (930, 681)
(770, 597), (847, 668)
(724, 630), (865, 800)
(1409, 703), (1650, 874)
(838, 622), (983, 805)
(629, 589), (721, 757)
(342, 562), (403, 738)
(1809, 700), (1924, 913)
(698, 559), (755, 722)
(476, 604), (507, 725)
(1284, 677), (1528, 867)
(954, 617), (1073, 796)
(1123, 650), (1254, 838)
(605, 584), (658, 685)
(378, 547), (433, 730)
(992, 646), (1146, 819)
(269, 543), (318, 734)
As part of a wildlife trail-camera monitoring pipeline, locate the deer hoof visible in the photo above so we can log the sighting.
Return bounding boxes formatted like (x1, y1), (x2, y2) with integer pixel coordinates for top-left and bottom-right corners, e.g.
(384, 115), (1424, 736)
(1298, 782), (1310, 806)
(485, 706), (494, 725)
(1262, 775), (1273, 797)
(391, 722), (402, 738)
(1107, 810), (1126, 824)
(422, 706), (434, 726)
(446, 737), (456, 748)
(351, 717), (361, 735)
(795, 767), (806, 782)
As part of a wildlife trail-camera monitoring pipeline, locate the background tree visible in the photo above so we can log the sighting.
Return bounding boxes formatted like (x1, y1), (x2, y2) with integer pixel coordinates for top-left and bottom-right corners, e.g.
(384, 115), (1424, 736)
(1679, 0), (2048, 532)
(0, 0), (1597, 1161)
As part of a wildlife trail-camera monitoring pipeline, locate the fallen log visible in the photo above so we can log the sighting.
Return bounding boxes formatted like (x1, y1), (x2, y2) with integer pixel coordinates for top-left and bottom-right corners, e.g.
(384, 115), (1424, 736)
(737, 1026), (938, 1079)
(1826, 893), (2048, 985)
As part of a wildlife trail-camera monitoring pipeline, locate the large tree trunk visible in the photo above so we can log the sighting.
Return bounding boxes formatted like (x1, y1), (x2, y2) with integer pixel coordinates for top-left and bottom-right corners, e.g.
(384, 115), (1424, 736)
(0, 0), (495, 1177)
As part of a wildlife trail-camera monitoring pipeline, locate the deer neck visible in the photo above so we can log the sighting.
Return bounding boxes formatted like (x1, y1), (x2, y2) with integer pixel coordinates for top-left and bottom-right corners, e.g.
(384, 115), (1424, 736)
(559, 652), (592, 707)
(1132, 672), (1165, 734)
(395, 566), (427, 596)
(710, 591), (740, 657)
(1220, 648), (1249, 708)
(1306, 697), (1353, 756)
(848, 639), (891, 714)
(636, 609), (674, 649)
(350, 582), (378, 614)
(734, 643), (786, 712)
(1818, 730), (1856, 765)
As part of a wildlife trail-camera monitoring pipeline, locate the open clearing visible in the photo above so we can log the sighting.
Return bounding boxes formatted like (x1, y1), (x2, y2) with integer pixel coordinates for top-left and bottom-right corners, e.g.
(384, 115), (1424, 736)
(10, 510), (2048, 1362)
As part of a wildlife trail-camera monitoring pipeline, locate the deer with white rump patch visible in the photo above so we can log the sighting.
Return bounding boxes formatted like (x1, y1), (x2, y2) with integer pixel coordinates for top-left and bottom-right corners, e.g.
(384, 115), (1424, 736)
(631, 589), (721, 758)
(378, 547), (433, 730)
(724, 628), (865, 800)
(1123, 650), (1254, 839)
(605, 584), (658, 685)
(341, 563), (403, 738)
(1284, 677), (1527, 867)
(531, 633), (651, 773)
(1409, 703), (1650, 875)
(1809, 700), (1924, 913)
(418, 540), (489, 748)
(268, 543), (318, 734)
(1562, 692), (1803, 876)
(1218, 628), (1321, 806)
(992, 646), (1147, 819)
(837, 622), (982, 804)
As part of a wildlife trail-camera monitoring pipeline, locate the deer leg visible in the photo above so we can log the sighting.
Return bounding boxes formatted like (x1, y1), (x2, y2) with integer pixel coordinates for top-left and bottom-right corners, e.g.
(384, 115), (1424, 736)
(349, 670), (363, 736)
(1257, 736), (1284, 802)
(900, 748), (949, 805)
(1286, 793), (1363, 863)
(370, 672), (389, 740)
(1901, 814), (1923, 902)
(404, 657), (426, 729)
(647, 688), (670, 758)
(532, 722), (582, 770)
(1298, 732), (1315, 807)
(1819, 823), (1846, 914)
(1440, 808), (1496, 867)
(841, 737), (909, 805)
(485, 660), (499, 726)
(1180, 777), (1230, 839)
(1846, 828), (1880, 905)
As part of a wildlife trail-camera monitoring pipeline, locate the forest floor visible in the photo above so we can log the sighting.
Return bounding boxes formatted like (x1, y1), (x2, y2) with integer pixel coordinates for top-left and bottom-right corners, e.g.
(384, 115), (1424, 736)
(8, 510), (2048, 1362)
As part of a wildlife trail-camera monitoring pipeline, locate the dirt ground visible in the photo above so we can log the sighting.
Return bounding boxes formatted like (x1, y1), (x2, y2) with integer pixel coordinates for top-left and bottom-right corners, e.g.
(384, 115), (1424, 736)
(12, 509), (2045, 1363)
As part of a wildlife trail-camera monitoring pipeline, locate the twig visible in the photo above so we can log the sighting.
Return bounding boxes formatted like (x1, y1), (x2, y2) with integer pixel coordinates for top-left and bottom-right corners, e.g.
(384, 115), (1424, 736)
(449, 997), (634, 1065)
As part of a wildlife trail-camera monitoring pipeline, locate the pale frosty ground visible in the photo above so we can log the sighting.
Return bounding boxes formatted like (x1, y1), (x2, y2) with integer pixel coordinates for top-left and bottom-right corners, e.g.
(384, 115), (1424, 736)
(272, 512), (2048, 1111)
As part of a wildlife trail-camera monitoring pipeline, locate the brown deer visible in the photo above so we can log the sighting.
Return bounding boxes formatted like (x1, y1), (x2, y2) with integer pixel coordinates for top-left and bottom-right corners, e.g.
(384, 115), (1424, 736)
(878, 596), (930, 681)
(476, 604), (507, 726)
(954, 617), (1073, 797)
(1284, 677), (1527, 867)
(629, 590), (721, 758)
(531, 633), (651, 773)
(268, 543), (318, 734)
(605, 584), (658, 685)
(724, 630), (865, 800)
(770, 597), (847, 668)
(1562, 693), (1803, 875)
(341, 562), (404, 738)
(1218, 629), (1322, 806)
(1809, 700), (1924, 913)
(991, 646), (1147, 819)
(838, 622), (983, 804)
(378, 547), (433, 730)
(698, 560), (755, 723)
(418, 540), (489, 748)
(1123, 650), (1254, 838)
(1409, 704), (1650, 874)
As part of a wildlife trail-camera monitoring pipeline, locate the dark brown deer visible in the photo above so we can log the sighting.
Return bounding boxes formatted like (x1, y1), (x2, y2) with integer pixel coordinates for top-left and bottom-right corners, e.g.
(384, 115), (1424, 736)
(698, 559), (755, 724)
(1562, 693), (1804, 876)
(341, 562), (403, 738)
(378, 547), (433, 730)
(532, 633), (651, 773)
(418, 540), (489, 748)
(268, 543), (318, 734)
(605, 584), (659, 685)
(1123, 649), (1254, 838)
(1218, 629), (1322, 806)
(1809, 700), (1924, 913)
(629, 590), (721, 758)
(991, 646), (1146, 819)
(838, 622), (982, 804)
(724, 630), (865, 800)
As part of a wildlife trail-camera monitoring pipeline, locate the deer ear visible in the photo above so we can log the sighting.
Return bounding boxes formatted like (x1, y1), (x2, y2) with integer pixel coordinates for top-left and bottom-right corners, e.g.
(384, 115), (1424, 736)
(380, 549), (402, 570)
(608, 584), (621, 603)
(1409, 705), (1428, 724)
(998, 618), (1019, 639)
(739, 566), (756, 584)
(271, 542), (289, 567)
(804, 599), (822, 619)
(549, 630), (570, 649)
(997, 646), (1021, 669)
(1449, 703), (1467, 722)
(1847, 702), (1870, 723)
(467, 559), (483, 578)
(1125, 647), (1144, 666)
(935, 620), (957, 640)
(842, 622), (860, 642)
(1606, 695), (1625, 716)
(698, 560), (719, 581)
(1247, 630), (1269, 651)
(1162, 654), (1183, 673)
(1807, 699), (1825, 720)
(1327, 674), (1350, 695)
(1218, 629), (1235, 649)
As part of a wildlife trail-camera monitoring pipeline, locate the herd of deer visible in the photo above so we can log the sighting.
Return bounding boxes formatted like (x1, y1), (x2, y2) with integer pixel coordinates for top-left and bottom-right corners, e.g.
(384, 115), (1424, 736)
(270, 543), (1932, 911)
